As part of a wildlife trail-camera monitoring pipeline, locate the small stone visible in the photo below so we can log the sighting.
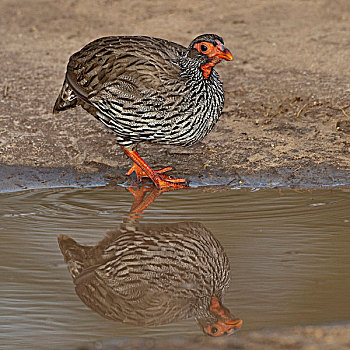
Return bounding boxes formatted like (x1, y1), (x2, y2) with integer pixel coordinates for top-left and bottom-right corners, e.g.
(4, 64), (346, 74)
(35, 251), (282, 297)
(336, 120), (350, 134)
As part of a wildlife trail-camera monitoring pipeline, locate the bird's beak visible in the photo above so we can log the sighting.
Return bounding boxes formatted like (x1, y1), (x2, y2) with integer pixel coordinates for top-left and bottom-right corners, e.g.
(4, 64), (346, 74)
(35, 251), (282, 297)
(224, 318), (243, 331)
(216, 47), (233, 61)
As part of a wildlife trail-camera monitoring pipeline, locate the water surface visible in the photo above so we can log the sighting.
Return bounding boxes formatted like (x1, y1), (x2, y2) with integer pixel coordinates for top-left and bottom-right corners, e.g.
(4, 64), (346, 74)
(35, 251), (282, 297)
(0, 186), (349, 350)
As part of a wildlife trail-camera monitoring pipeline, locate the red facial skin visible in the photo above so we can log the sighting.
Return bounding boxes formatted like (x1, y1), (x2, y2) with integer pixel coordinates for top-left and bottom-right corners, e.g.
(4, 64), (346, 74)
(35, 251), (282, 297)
(203, 296), (243, 337)
(194, 40), (233, 79)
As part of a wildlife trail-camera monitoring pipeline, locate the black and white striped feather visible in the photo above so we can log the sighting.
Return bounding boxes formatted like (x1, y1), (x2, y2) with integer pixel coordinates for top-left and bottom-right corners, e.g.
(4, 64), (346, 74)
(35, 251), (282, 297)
(58, 221), (230, 328)
(53, 35), (225, 148)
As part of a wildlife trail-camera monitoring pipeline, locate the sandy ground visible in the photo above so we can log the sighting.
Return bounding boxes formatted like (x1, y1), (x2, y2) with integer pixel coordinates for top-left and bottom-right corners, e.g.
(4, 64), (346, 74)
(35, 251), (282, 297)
(1, 0), (350, 348)
(1, 0), (349, 188)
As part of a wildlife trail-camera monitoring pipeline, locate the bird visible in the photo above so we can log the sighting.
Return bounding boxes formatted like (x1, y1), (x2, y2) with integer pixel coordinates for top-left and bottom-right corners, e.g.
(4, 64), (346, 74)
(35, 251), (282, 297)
(58, 221), (242, 336)
(53, 34), (233, 189)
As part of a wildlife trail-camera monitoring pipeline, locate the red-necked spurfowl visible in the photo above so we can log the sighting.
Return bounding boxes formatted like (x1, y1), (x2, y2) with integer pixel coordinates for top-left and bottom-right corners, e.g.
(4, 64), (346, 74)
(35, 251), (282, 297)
(53, 34), (233, 188)
(58, 221), (242, 336)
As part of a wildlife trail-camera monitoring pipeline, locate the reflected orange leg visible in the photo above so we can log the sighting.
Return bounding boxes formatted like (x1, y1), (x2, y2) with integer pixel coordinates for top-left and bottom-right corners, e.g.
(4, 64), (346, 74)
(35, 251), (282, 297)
(127, 186), (165, 218)
(125, 186), (180, 221)
(121, 146), (188, 189)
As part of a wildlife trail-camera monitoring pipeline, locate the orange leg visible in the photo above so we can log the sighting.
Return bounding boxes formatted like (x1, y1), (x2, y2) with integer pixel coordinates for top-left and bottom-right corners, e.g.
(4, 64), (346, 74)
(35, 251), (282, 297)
(121, 146), (188, 189)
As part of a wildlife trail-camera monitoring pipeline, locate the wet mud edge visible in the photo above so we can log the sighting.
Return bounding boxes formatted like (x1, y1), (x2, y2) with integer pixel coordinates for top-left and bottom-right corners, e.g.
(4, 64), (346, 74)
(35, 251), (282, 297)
(0, 163), (349, 193)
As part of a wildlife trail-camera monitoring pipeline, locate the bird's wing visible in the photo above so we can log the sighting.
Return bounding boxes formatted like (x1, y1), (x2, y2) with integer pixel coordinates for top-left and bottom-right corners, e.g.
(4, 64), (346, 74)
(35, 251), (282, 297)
(66, 36), (186, 108)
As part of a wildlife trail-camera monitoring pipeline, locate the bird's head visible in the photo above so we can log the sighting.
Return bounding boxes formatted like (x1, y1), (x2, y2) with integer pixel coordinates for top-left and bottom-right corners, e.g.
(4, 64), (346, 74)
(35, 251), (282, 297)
(199, 296), (243, 337)
(187, 34), (233, 79)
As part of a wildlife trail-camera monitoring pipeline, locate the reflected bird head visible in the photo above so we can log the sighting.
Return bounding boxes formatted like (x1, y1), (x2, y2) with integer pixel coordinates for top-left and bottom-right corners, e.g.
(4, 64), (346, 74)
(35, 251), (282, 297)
(201, 296), (243, 337)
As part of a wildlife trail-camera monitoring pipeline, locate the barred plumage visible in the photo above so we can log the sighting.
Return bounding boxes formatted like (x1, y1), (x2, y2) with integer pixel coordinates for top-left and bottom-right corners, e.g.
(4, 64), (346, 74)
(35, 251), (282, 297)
(53, 34), (233, 188)
(58, 221), (241, 336)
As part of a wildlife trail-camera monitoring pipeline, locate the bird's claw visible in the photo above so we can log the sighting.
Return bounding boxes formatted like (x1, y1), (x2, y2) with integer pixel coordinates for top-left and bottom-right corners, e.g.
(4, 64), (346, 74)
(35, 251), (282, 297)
(154, 174), (189, 189)
(126, 163), (173, 181)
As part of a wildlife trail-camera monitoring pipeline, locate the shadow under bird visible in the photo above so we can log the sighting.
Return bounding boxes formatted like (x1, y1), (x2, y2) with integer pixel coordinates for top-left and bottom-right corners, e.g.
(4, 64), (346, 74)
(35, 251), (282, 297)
(53, 34), (233, 189)
(58, 221), (242, 336)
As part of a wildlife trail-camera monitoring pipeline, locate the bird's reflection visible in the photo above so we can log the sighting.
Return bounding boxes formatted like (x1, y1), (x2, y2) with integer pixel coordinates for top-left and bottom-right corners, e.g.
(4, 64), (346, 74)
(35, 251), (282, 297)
(58, 186), (242, 336)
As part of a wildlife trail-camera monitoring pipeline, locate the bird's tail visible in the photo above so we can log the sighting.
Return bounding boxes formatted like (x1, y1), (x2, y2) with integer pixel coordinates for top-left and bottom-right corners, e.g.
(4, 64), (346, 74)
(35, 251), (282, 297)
(57, 234), (90, 279)
(53, 79), (78, 114)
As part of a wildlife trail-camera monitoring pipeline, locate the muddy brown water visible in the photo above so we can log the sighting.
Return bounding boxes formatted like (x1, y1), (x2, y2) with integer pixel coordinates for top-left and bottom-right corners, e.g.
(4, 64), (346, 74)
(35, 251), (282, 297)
(1, 186), (349, 350)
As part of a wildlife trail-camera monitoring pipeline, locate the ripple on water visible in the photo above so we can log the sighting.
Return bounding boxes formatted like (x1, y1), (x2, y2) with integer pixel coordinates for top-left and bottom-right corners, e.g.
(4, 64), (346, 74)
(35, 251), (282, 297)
(0, 187), (349, 349)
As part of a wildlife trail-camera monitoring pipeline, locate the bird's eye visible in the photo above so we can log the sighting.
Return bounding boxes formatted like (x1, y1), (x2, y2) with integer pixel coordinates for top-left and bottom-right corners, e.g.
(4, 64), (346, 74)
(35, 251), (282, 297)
(200, 44), (208, 53)
(211, 327), (218, 334)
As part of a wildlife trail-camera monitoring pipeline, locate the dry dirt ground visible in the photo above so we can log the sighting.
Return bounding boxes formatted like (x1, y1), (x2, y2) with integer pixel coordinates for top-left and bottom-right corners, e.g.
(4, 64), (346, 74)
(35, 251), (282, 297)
(1, 0), (349, 189)
(0, 0), (350, 347)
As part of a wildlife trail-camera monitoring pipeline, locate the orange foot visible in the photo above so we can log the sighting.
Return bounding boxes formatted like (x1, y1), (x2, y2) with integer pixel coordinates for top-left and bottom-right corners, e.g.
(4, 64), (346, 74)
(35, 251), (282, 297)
(126, 162), (173, 180)
(126, 162), (188, 189)
(154, 174), (188, 189)
(121, 147), (189, 189)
